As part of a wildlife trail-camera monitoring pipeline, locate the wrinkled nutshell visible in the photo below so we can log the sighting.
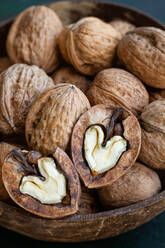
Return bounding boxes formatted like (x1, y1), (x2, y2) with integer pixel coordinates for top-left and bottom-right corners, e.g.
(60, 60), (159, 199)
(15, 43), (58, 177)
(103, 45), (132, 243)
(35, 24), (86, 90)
(26, 84), (90, 155)
(139, 100), (165, 170)
(98, 162), (161, 208)
(71, 104), (141, 188)
(0, 57), (12, 73)
(58, 17), (121, 76)
(0, 64), (54, 135)
(110, 19), (135, 37)
(52, 66), (91, 93)
(7, 6), (63, 73)
(0, 142), (19, 201)
(118, 27), (165, 88)
(2, 148), (81, 219)
(87, 68), (149, 116)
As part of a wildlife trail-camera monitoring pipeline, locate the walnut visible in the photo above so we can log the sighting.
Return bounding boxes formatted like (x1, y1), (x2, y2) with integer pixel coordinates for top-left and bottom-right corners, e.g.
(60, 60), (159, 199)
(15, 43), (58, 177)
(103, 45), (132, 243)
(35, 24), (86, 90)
(98, 162), (161, 208)
(87, 68), (149, 116)
(2, 148), (81, 218)
(71, 104), (141, 188)
(0, 64), (55, 135)
(118, 27), (165, 88)
(149, 89), (165, 103)
(0, 57), (12, 73)
(58, 17), (121, 76)
(110, 19), (135, 37)
(7, 6), (63, 73)
(25, 84), (90, 155)
(139, 100), (165, 169)
(52, 66), (91, 93)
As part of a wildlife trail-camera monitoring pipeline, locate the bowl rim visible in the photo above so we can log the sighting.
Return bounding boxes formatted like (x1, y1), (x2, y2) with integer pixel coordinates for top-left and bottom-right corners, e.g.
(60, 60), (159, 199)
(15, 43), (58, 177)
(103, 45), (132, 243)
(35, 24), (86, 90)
(0, 0), (165, 223)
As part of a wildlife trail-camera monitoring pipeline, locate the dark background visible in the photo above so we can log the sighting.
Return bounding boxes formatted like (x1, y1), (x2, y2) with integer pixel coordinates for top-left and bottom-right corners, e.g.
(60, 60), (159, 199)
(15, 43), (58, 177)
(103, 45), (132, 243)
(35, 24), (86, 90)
(0, 0), (165, 247)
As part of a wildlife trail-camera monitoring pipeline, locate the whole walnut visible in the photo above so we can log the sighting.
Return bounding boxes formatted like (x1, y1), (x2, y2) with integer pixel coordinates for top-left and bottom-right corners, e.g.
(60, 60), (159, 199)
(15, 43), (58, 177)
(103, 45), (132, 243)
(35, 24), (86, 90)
(110, 19), (135, 37)
(25, 84), (90, 155)
(52, 66), (91, 93)
(139, 100), (165, 169)
(0, 64), (54, 135)
(58, 17), (121, 76)
(7, 6), (63, 73)
(0, 57), (12, 73)
(118, 27), (165, 88)
(87, 68), (149, 116)
(98, 162), (161, 208)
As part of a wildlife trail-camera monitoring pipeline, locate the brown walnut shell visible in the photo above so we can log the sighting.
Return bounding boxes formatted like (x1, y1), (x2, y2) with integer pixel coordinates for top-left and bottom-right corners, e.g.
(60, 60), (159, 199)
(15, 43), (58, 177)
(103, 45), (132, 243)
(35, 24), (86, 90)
(98, 162), (161, 208)
(58, 17), (121, 76)
(7, 6), (63, 73)
(118, 27), (165, 89)
(149, 89), (165, 103)
(26, 84), (90, 155)
(71, 104), (141, 188)
(0, 64), (54, 135)
(52, 66), (91, 93)
(0, 142), (19, 202)
(139, 100), (165, 169)
(110, 19), (135, 37)
(0, 57), (12, 73)
(2, 147), (81, 219)
(87, 68), (149, 116)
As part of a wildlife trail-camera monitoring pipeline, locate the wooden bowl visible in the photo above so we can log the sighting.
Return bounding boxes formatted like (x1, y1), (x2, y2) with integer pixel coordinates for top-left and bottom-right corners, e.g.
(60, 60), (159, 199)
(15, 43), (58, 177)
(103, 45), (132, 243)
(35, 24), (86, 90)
(0, 0), (165, 243)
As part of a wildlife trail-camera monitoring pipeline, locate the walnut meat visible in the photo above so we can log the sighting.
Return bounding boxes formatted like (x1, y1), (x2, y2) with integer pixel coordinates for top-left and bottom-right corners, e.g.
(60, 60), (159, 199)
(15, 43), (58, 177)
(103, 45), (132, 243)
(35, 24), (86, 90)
(25, 84), (90, 155)
(98, 162), (161, 208)
(0, 64), (54, 135)
(118, 27), (165, 88)
(52, 66), (91, 93)
(87, 68), (149, 116)
(58, 17), (121, 76)
(0, 57), (12, 73)
(139, 100), (165, 169)
(7, 6), (63, 73)
(110, 19), (135, 37)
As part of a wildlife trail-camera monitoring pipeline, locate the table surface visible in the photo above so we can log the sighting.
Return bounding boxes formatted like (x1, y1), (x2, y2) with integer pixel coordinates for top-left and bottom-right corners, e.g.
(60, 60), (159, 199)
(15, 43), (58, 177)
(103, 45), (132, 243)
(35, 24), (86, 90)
(0, 0), (165, 247)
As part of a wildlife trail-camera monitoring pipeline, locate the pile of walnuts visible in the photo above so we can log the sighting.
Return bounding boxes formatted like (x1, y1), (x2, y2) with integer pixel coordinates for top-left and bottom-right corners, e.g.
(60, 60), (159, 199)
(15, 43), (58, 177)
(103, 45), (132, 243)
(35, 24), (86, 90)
(0, 5), (164, 219)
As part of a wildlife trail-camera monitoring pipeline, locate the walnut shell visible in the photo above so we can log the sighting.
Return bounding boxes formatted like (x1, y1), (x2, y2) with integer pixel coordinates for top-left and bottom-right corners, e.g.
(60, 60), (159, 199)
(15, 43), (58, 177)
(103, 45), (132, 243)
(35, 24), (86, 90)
(2, 148), (81, 219)
(0, 64), (55, 135)
(118, 27), (165, 88)
(87, 68), (149, 116)
(52, 66), (91, 93)
(71, 104), (141, 188)
(7, 6), (63, 73)
(98, 162), (161, 208)
(139, 100), (165, 169)
(110, 19), (135, 37)
(0, 142), (18, 201)
(149, 89), (165, 103)
(26, 84), (90, 155)
(0, 57), (12, 73)
(58, 17), (121, 76)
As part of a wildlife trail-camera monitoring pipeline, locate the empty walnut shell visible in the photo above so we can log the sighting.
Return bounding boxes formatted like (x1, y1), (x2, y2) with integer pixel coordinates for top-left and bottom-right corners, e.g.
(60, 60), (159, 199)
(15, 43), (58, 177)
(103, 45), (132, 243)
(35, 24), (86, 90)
(118, 27), (165, 89)
(139, 100), (165, 170)
(52, 66), (91, 93)
(149, 89), (165, 103)
(26, 84), (90, 155)
(58, 17), (121, 76)
(0, 57), (12, 73)
(0, 142), (19, 202)
(0, 64), (54, 135)
(98, 162), (161, 208)
(87, 68), (149, 116)
(7, 6), (63, 73)
(110, 19), (135, 37)
(71, 104), (141, 188)
(2, 147), (81, 219)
